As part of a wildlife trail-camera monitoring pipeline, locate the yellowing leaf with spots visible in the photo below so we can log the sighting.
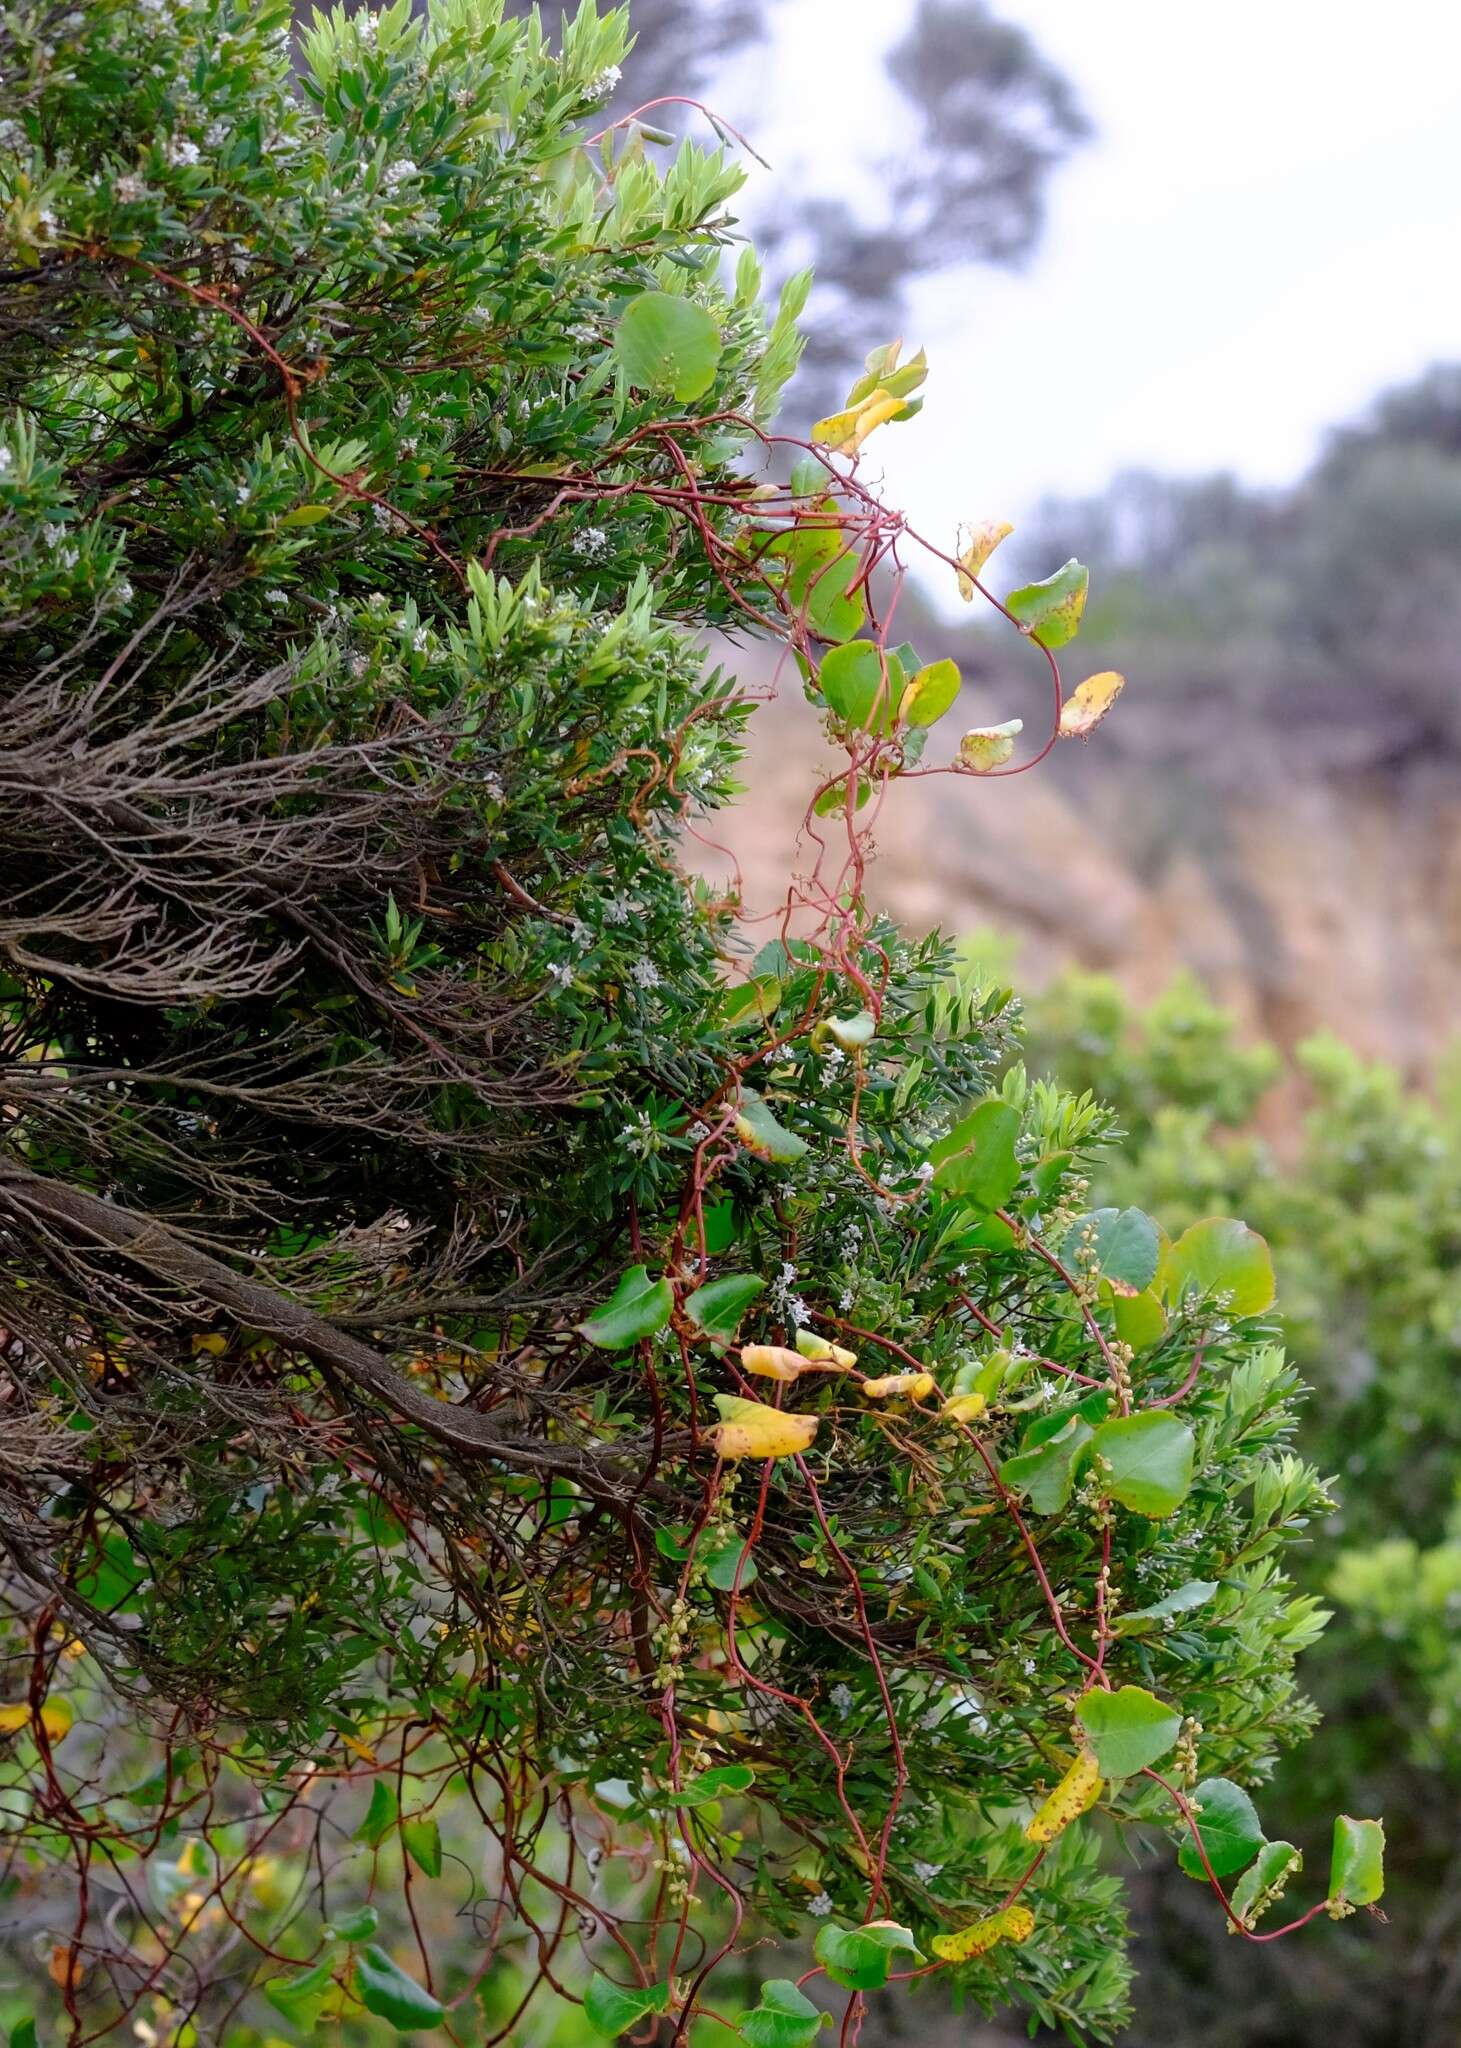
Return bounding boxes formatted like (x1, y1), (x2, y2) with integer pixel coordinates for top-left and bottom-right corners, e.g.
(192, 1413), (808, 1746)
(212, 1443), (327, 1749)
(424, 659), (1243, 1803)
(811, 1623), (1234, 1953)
(711, 1394), (818, 1460)
(862, 1371), (935, 1400)
(958, 720), (1022, 773)
(1058, 671), (1125, 740)
(0, 1698), (73, 1742)
(930, 1903), (1035, 1963)
(1024, 1746), (1103, 1843)
(956, 519), (1014, 601)
(740, 1344), (808, 1383)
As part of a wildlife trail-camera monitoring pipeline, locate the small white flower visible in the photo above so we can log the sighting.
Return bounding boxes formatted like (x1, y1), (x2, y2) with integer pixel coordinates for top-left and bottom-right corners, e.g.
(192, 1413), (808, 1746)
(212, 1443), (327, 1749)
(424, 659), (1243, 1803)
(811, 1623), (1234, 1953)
(914, 1161), (934, 1184)
(807, 1891), (834, 1918)
(829, 1683), (854, 1718)
(235, 483), (251, 504)
(548, 961), (574, 988)
(412, 626), (428, 652)
(587, 64), (622, 103)
(371, 502), (393, 530)
(114, 173), (146, 202)
(42, 522), (65, 546)
(1022, 1656), (1037, 1675)
(381, 158), (418, 194)
(263, 586), (289, 607)
(603, 894), (632, 925)
(571, 525), (610, 560)
(110, 578), (134, 607)
(912, 1860), (944, 1883)
(630, 958), (661, 990)
(167, 137), (201, 168)
(349, 653), (369, 679)
(570, 921), (592, 949)
(0, 448), (12, 473)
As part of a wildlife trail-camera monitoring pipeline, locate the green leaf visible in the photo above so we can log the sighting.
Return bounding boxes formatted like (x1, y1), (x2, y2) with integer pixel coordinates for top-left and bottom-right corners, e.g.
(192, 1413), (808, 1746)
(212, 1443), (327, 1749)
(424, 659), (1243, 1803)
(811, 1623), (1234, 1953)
(1090, 1412), (1195, 1518)
(736, 1978), (830, 2048)
(576, 1265), (673, 1350)
(354, 1947), (445, 2032)
(1231, 1841), (1302, 1928)
(354, 1777), (398, 1846)
(773, 507), (866, 643)
(817, 641), (902, 734)
(685, 1273), (764, 1346)
(1107, 1285), (1167, 1351)
(1177, 1778), (1265, 1880)
(401, 1816), (441, 1878)
(705, 1537), (758, 1590)
(1114, 1580), (1218, 1636)
(1063, 1207), (1160, 1295)
(1327, 1815), (1385, 1911)
(735, 1088), (809, 1163)
(675, 1763), (755, 1805)
(722, 977), (781, 1033)
(264, 1957), (337, 2028)
(613, 291), (722, 402)
(9, 2025), (36, 2048)
(813, 1919), (921, 1991)
(1162, 1217), (1276, 1316)
(824, 1010), (875, 1051)
(812, 772), (871, 818)
(927, 1099), (1021, 1209)
(899, 657), (960, 728)
(701, 1200), (737, 1255)
(583, 1975), (671, 2037)
(327, 1904), (380, 1941)
(1004, 558), (1088, 649)
(1076, 1685), (1183, 1778)
(1000, 1415), (1094, 1515)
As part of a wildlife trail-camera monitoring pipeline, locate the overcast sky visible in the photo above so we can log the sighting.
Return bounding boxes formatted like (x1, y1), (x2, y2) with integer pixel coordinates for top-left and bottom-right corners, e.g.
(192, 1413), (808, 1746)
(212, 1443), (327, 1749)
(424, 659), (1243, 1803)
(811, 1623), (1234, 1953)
(724, 0), (1461, 601)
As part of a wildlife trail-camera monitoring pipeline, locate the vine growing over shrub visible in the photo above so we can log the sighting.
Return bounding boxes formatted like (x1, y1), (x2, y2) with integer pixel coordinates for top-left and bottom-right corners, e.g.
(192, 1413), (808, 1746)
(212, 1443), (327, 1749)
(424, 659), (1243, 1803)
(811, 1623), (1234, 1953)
(0, 4), (1383, 2045)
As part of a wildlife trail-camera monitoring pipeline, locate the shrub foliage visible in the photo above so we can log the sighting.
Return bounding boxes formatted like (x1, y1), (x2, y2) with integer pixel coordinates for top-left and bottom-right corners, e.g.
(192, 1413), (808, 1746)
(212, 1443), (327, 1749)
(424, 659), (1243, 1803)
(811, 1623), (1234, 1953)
(0, 3), (1381, 2043)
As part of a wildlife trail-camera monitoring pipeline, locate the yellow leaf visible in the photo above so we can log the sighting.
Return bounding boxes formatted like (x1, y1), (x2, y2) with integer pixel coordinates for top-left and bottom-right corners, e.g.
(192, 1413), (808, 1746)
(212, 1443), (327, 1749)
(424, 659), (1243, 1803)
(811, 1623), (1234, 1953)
(191, 1332), (228, 1355)
(1058, 670), (1125, 740)
(942, 1392), (987, 1425)
(0, 1698), (73, 1741)
(338, 1730), (377, 1765)
(740, 1344), (807, 1383)
(957, 719), (1022, 774)
(811, 387), (908, 456)
(711, 1395), (818, 1460)
(956, 519), (1015, 601)
(930, 1903), (1035, 1963)
(1024, 1747), (1103, 1844)
(861, 1372), (935, 1400)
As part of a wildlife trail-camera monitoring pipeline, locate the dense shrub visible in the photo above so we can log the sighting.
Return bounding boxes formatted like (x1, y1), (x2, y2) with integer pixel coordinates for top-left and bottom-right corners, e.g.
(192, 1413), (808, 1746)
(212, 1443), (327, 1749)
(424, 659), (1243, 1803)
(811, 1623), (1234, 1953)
(0, 5), (1382, 2044)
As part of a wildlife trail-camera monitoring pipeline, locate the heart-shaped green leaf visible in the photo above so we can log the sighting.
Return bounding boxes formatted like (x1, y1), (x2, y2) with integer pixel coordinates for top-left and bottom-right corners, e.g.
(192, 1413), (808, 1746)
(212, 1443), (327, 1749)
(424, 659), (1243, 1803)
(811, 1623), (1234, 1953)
(812, 1919), (921, 1990)
(1063, 1207), (1160, 1295)
(927, 1099), (1021, 1210)
(1162, 1218), (1276, 1316)
(1076, 1685), (1182, 1778)
(1091, 1412), (1195, 1518)
(614, 291), (722, 402)
(1177, 1777), (1265, 1880)
(401, 1816), (441, 1879)
(1004, 558), (1088, 649)
(583, 1975), (671, 2037)
(685, 1273), (764, 1346)
(736, 1978), (830, 2048)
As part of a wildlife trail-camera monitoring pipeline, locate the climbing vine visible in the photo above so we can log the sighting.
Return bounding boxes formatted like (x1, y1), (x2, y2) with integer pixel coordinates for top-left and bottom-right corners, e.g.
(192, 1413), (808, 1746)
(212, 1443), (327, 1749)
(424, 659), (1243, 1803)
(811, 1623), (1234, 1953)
(0, 2), (1383, 2045)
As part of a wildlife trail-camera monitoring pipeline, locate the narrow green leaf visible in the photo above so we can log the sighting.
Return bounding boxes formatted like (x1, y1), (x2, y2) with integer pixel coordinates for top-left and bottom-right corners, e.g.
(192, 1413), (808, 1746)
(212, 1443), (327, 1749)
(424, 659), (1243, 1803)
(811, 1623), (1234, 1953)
(1076, 1685), (1183, 1778)
(576, 1265), (674, 1350)
(1114, 1580), (1218, 1635)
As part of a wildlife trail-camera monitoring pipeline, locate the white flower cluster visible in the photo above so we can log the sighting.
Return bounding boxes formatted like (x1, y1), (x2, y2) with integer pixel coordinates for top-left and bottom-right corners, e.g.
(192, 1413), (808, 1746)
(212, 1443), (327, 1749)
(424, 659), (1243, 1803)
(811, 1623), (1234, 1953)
(570, 525), (611, 561)
(586, 64), (621, 104)
(381, 158), (418, 194)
